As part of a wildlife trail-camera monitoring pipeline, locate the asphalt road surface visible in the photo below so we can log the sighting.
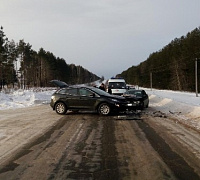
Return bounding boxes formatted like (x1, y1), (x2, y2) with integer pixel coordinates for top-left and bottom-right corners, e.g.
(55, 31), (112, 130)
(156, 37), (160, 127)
(0, 106), (200, 180)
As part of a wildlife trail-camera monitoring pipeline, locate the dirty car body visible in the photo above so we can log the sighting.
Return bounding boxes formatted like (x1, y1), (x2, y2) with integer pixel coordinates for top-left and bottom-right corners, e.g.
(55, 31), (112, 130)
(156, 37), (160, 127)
(50, 80), (140, 115)
(123, 89), (149, 109)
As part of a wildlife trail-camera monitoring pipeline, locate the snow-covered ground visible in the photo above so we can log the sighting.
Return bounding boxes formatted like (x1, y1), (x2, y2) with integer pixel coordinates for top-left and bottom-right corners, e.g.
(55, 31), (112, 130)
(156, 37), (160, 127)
(0, 88), (55, 110)
(0, 87), (200, 130)
(144, 88), (200, 130)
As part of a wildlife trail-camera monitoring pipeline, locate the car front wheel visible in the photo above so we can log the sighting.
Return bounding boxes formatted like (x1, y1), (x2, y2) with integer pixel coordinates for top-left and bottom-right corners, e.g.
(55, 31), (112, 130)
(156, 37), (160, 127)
(55, 102), (67, 115)
(98, 103), (111, 115)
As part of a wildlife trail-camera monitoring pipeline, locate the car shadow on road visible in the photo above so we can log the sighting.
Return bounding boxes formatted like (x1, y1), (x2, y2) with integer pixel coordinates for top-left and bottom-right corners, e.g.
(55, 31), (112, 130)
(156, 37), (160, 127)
(66, 110), (99, 115)
(114, 110), (143, 121)
(114, 115), (142, 121)
(65, 110), (143, 121)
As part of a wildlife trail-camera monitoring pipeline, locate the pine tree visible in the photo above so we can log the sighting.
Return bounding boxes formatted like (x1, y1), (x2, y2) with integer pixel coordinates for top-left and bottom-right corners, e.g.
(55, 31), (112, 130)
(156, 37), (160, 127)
(0, 26), (9, 89)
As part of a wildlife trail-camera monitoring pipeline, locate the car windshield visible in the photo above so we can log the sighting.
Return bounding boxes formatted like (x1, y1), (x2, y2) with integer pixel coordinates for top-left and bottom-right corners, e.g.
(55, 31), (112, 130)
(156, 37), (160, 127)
(127, 90), (142, 97)
(89, 87), (111, 96)
(108, 82), (126, 89)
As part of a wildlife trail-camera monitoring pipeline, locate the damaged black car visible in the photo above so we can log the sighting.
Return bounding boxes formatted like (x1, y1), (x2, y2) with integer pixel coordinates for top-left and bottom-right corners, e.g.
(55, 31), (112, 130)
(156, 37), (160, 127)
(50, 80), (140, 115)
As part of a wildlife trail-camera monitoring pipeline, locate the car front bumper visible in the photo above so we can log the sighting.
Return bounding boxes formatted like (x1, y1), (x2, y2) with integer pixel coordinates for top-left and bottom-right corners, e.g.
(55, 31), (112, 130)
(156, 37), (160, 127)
(112, 102), (139, 112)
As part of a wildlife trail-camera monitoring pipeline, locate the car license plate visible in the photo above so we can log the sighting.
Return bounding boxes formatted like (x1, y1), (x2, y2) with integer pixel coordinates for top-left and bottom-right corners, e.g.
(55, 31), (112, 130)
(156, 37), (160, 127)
(127, 103), (133, 106)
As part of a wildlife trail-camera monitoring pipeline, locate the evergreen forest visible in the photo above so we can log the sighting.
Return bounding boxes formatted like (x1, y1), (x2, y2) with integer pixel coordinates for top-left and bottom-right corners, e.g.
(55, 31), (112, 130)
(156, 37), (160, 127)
(118, 27), (200, 92)
(0, 26), (100, 90)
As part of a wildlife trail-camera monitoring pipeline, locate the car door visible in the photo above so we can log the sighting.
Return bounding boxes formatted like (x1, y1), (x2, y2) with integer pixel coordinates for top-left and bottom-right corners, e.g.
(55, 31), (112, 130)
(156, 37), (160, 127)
(78, 88), (97, 109)
(64, 88), (80, 108)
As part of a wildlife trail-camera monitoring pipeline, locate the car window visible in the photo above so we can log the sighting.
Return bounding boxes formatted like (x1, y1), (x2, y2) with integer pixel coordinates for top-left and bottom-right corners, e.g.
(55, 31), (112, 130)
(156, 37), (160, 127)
(58, 89), (67, 94)
(79, 88), (92, 96)
(129, 90), (137, 95)
(66, 88), (78, 96)
(136, 91), (142, 95)
(91, 87), (109, 96)
(108, 82), (126, 89)
(128, 90), (142, 96)
(135, 91), (142, 97)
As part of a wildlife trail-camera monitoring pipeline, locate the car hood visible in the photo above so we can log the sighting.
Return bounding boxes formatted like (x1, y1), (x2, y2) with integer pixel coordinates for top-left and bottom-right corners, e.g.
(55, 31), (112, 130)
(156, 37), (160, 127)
(99, 93), (125, 100)
(110, 94), (126, 100)
(50, 80), (68, 88)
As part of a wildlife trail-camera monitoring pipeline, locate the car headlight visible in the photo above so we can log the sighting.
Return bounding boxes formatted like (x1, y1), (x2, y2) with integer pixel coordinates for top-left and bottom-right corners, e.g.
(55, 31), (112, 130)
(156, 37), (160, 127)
(133, 101), (140, 104)
(51, 95), (55, 100)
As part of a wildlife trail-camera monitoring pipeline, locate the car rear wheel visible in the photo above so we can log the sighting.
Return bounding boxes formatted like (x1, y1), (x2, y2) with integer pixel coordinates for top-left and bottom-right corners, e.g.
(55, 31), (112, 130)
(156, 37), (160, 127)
(98, 103), (111, 115)
(55, 102), (67, 115)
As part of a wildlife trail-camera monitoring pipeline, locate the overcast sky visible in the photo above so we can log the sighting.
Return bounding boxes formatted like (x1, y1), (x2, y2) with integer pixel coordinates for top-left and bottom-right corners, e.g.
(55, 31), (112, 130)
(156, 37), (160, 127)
(0, 0), (199, 79)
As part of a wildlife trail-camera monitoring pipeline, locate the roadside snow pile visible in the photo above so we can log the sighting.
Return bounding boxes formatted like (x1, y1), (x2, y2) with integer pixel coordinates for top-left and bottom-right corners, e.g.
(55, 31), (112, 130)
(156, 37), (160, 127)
(0, 89), (55, 110)
(145, 88), (200, 130)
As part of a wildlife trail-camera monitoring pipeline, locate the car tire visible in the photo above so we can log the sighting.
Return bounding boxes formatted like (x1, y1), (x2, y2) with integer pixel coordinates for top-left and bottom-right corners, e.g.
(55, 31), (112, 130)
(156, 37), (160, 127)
(98, 103), (111, 115)
(55, 102), (67, 115)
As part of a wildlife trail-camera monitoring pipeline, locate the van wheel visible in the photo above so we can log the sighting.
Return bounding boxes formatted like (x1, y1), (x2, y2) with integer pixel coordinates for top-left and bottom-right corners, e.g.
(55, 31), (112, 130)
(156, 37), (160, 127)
(98, 103), (110, 115)
(55, 102), (67, 115)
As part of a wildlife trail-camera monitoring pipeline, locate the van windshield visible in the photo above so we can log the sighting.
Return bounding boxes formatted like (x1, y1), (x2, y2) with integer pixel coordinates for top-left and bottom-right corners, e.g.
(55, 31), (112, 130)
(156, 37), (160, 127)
(108, 82), (126, 89)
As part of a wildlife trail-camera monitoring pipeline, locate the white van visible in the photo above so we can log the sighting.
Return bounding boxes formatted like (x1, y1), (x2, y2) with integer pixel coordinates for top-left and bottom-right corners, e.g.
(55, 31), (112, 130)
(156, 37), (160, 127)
(107, 78), (127, 95)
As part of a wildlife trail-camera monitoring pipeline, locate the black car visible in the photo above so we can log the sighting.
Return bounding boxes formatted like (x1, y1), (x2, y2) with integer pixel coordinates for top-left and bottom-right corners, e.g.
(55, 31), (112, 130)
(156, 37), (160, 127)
(123, 89), (149, 109)
(50, 81), (140, 115)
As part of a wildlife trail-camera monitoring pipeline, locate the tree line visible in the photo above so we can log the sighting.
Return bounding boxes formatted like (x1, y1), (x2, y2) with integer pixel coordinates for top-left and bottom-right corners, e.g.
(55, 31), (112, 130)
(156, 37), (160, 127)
(0, 26), (100, 90)
(118, 27), (200, 92)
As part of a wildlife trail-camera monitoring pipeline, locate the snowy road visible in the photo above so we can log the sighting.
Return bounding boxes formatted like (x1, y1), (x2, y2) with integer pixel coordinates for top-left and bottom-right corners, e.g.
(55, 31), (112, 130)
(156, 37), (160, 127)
(0, 105), (61, 165)
(0, 88), (200, 179)
(0, 104), (200, 179)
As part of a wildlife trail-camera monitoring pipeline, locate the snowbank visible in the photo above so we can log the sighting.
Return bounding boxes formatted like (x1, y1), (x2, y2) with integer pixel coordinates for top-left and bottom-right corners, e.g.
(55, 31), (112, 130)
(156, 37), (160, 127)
(0, 89), (55, 110)
(145, 88), (200, 130)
